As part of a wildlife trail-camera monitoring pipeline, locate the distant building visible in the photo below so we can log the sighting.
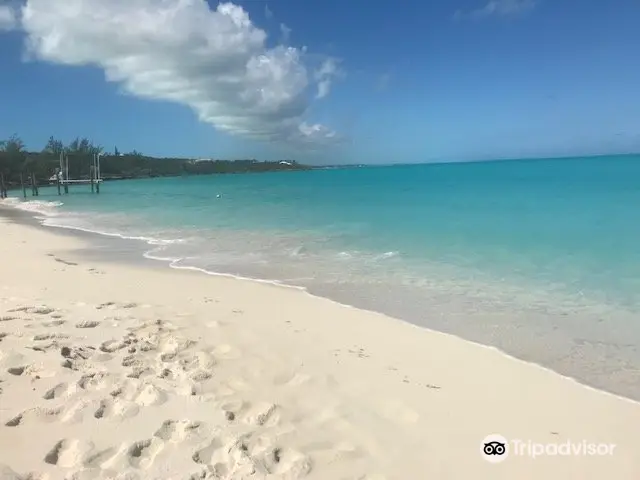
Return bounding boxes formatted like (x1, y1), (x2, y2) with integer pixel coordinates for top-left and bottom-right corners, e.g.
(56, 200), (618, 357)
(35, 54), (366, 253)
(187, 158), (214, 164)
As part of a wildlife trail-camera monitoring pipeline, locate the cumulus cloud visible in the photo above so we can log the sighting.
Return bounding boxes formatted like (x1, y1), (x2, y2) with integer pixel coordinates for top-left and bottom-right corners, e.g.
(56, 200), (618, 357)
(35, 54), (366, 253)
(456, 0), (537, 19)
(0, 4), (17, 30)
(14, 0), (341, 146)
(314, 58), (340, 99)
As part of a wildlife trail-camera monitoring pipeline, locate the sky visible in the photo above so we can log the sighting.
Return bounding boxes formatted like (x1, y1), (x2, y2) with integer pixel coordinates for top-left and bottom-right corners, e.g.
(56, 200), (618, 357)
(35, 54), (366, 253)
(1, 0), (640, 164)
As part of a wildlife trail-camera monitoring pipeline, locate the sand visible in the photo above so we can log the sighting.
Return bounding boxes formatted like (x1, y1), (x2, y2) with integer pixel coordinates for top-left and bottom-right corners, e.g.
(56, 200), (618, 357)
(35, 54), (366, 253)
(0, 212), (639, 480)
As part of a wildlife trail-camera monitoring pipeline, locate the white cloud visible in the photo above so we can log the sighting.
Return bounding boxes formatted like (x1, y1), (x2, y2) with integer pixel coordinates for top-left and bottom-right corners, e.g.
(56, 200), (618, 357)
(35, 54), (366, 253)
(314, 58), (340, 99)
(264, 4), (273, 20)
(457, 0), (537, 19)
(16, 0), (341, 146)
(0, 4), (17, 30)
(280, 23), (291, 43)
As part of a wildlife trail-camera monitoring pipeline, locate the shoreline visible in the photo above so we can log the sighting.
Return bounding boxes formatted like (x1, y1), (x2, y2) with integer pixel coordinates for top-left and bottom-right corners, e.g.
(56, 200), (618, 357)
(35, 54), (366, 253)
(3, 200), (640, 403)
(1, 204), (640, 478)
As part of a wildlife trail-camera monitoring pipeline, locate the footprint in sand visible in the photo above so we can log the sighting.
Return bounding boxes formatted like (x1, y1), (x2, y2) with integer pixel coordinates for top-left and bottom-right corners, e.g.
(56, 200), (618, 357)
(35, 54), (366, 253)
(158, 336), (197, 359)
(125, 339), (156, 355)
(0, 465), (50, 480)
(28, 342), (59, 353)
(42, 319), (66, 327)
(259, 447), (313, 477)
(44, 439), (95, 468)
(6, 364), (45, 377)
(82, 446), (120, 470)
(75, 320), (101, 329)
(244, 403), (280, 427)
(96, 301), (116, 310)
(179, 351), (216, 375)
(93, 399), (111, 419)
(219, 401), (280, 427)
(189, 370), (213, 383)
(5, 406), (63, 427)
(92, 396), (140, 420)
(191, 438), (225, 465)
(43, 439), (118, 471)
(77, 372), (112, 391)
(106, 378), (167, 408)
(7, 306), (29, 313)
(154, 419), (206, 443)
(44, 382), (79, 400)
(185, 467), (218, 480)
(132, 383), (168, 407)
(121, 354), (146, 369)
(54, 398), (115, 424)
(62, 357), (93, 372)
(33, 333), (69, 341)
(125, 437), (164, 469)
(96, 301), (138, 311)
(127, 367), (155, 380)
(100, 339), (128, 353)
(25, 306), (56, 315)
(61, 345), (95, 360)
(193, 435), (311, 478)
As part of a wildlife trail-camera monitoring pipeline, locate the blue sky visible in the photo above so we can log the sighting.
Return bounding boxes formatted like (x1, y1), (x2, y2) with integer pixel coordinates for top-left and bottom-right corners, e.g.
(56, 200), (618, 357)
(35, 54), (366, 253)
(1, 0), (640, 164)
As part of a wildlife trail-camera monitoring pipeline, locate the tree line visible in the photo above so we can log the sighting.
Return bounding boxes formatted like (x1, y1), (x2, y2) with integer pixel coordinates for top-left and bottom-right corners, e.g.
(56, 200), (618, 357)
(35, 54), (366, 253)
(0, 134), (309, 187)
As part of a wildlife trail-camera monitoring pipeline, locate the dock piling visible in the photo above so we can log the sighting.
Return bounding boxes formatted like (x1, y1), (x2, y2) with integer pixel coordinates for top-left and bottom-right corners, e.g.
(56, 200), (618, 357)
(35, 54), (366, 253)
(20, 172), (26, 198)
(95, 153), (101, 194)
(64, 154), (69, 193)
(31, 172), (39, 196)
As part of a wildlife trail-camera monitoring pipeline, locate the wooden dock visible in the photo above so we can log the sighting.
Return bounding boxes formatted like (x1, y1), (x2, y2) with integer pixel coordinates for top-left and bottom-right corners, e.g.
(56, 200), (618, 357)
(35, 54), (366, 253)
(59, 179), (104, 184)
(20, 153), (104, 198)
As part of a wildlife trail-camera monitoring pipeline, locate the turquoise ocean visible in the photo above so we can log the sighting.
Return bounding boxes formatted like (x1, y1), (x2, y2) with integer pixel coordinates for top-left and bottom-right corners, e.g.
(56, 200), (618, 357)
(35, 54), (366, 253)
(8, 154), (640, 399)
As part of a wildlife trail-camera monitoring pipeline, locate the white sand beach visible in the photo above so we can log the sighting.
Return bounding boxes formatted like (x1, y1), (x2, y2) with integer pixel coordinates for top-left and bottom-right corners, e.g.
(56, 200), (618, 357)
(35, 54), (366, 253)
(0, 212), (639, 479)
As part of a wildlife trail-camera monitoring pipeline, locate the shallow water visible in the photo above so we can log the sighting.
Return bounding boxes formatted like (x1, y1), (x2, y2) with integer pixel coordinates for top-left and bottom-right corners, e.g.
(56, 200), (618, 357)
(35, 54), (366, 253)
(6, 155), (640, 399)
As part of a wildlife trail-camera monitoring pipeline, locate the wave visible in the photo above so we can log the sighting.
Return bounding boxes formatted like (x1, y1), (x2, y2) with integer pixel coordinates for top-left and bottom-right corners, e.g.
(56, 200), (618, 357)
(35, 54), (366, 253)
(3, 198), (315, 293)
(4, 198), (64, 216)
(149, 255), (308, 292)
(41, 217), (186, 247)
(4, 197), (186, 248)
(334, 250), (400, 262)
(373, 251), (400, 261)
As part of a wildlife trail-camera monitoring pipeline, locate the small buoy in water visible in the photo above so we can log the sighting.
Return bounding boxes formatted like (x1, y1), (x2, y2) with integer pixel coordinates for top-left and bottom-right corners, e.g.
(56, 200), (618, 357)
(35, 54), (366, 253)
(216, 194), (221, 198)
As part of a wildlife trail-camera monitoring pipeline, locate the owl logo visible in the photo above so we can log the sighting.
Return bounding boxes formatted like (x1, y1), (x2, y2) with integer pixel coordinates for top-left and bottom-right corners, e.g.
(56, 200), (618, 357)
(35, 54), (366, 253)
(481, 434), (509, 463)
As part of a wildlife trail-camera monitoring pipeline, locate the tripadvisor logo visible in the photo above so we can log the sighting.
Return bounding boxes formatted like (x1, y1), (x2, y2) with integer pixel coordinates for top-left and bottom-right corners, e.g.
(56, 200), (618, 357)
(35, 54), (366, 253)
(481, 434), (509, 463)
(481, 434), (616, 463)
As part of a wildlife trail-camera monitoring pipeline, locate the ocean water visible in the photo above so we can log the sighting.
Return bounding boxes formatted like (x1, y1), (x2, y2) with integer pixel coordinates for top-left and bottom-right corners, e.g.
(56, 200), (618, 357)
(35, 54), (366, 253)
(6, 155), (640, 399)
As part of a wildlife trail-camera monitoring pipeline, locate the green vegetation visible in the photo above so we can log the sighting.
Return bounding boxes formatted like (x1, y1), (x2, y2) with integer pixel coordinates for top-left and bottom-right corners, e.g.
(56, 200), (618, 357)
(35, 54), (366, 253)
(0, 134), (309, 189)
